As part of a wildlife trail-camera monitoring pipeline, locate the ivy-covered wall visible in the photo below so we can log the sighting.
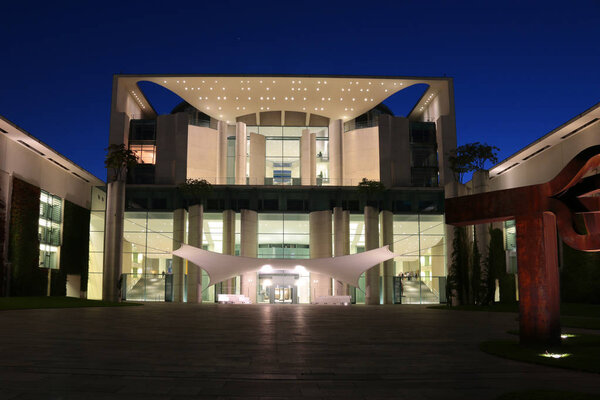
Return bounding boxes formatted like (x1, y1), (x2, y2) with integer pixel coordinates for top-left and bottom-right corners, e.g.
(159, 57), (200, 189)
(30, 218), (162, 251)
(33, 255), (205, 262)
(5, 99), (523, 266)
(59, 199), (90, 292)
(561, 243), (600, 304)
(8, 177), (44, 296)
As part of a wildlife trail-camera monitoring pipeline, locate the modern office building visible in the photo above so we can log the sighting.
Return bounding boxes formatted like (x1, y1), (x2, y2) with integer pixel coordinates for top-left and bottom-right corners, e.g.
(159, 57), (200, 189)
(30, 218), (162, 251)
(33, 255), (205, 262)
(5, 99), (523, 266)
(0, 116), (104, 298)
(101, 74), (457, 305)
(455, 102), (600, 303)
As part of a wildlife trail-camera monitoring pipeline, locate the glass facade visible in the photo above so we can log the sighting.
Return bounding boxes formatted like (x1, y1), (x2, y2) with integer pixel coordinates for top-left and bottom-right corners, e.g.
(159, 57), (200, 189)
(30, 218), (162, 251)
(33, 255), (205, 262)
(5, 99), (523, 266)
(88, 186), (105, 299)
(246, 126), (329, 185)
(393, 214), (445, 304)
(98, 208), (445, 304)
(505, 220), (517, 274)
(39, 190), (62, 270)
(257, 213), (310, 304)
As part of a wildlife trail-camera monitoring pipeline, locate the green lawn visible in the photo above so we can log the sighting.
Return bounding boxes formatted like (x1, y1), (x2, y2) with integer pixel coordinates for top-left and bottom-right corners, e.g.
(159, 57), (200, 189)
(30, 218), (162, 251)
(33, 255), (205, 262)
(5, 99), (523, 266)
(0, 296), (141, 310)
(481, 332), (600, 374)
(496, 390), (600, 400)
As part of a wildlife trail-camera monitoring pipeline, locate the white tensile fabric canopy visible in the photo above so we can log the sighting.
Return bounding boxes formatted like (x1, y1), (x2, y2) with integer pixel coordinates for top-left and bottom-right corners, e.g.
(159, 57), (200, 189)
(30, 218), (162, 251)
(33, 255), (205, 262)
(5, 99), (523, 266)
(173, 244), (399, 287)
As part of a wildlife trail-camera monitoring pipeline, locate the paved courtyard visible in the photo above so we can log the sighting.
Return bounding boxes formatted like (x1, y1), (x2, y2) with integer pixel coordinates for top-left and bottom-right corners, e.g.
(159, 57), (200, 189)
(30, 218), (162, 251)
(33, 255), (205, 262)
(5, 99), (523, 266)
(0, 303), (598, 399)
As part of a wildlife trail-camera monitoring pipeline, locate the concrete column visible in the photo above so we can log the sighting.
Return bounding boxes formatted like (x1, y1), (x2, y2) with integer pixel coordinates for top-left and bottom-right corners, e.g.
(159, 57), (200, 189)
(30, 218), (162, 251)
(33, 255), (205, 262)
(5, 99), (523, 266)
(172, 208), (187, 302)
(380, 210), (394, 304)
(235, 122), (247, 185)
(364, 206), (380, 305)
(222, 209), (236, 294)
(155, 113), (188, 184)
(300, 130), (316, 185)
(248, 133), (265, 185)
(187, 204), (203, 303)
(240, 209), (258, 303)
(217, 121), (228, 184)
(333, 207), (349, 295)
(309, 210), (332, 300)
(102, 179), (125, 302)
(328, 119), (343, 186)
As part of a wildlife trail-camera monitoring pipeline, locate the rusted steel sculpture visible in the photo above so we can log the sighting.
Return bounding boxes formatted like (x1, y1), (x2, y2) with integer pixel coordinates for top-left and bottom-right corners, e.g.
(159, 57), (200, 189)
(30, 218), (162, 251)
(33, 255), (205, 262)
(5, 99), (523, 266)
(446, 146), (600, 345)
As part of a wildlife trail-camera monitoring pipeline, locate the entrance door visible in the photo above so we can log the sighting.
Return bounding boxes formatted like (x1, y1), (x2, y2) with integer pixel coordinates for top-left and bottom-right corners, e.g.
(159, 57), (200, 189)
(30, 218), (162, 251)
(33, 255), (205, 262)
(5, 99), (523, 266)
(273, 286), (294, 303)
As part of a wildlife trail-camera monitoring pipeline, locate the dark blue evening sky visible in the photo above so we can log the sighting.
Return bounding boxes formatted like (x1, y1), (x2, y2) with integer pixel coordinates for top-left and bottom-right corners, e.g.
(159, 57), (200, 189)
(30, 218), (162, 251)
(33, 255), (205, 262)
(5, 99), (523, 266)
(2, 0), (599, 180)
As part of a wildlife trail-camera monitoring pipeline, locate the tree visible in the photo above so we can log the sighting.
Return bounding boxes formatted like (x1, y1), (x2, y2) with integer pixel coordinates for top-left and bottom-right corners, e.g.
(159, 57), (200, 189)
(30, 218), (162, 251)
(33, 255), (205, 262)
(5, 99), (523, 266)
(105, 144), (138, 181)
(471, 230), (482, 304)
(357, 178), (385, 194)
(449, 226), (470, 305)
(471, 142), (499, 171)
(179, 179), (213, 205)
(485, 227), (506, 304)
(447, 142), (499, 183)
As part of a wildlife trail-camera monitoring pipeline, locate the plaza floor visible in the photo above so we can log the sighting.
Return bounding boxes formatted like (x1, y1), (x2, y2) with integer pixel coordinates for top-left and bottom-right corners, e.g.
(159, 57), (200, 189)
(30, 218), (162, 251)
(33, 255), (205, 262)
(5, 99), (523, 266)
(0, 303), (598, 399)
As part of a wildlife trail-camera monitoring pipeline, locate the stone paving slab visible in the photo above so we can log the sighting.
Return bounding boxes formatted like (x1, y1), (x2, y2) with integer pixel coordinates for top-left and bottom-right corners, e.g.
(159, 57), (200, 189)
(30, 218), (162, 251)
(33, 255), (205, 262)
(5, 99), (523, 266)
(0, 303), (599, 399)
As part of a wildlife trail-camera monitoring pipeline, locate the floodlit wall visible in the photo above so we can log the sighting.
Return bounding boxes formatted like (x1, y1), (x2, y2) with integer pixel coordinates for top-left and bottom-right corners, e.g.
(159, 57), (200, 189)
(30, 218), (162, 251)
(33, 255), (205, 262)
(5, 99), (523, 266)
(0, 134), (94, 209)
(187, 125), (219, 183)
(490, 121), (600, 190)
(343, 126), (380, 184)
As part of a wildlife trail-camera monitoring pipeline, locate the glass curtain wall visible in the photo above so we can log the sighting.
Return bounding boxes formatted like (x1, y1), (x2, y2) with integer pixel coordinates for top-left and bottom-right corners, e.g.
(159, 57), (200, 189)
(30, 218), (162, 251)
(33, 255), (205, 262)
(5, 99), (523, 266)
(201, 213), (241, 300)
(39, 190), (62, 270)
(246, 126), (329, 185)
(87, 187), (106, 299)
(349, 215), (366, 303)
(393, 214), (445, 304)
(257, 213), (310, 303)
(122, 211), (173, 301)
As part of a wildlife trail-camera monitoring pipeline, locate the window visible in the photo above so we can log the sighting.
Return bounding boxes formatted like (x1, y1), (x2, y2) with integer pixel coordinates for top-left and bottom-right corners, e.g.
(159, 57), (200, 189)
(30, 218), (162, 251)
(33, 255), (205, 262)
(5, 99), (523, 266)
(129, 144), (156, 164)
(39, 190), (62, 269)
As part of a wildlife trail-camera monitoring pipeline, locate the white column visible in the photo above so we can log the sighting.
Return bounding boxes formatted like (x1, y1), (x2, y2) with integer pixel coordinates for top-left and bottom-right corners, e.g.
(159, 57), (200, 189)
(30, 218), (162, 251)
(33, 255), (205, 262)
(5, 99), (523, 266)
(380, 210), (394, 304)
(235, 122), (247, 185)
(240, 209), (258, 303)
(333, 207), (349, 295)
(301, 130), (316, 185)
(248, 133), (265, 185)
(222, 209), (236, 294)
(364, 206), (380, 305)
(309, 210), (332, 300)
(172, 208), (187, 302)
(102, 179), (125, 302)
(187, 204), (203, 303)
(217, 121), (228, 184)
(328, 119), (343, 186)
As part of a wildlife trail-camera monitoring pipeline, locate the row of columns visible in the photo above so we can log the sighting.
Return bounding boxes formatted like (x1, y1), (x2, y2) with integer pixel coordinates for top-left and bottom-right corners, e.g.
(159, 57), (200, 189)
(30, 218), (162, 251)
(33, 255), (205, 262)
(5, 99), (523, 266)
(214, 120), (343, 186)
(171, 205), (395, 305)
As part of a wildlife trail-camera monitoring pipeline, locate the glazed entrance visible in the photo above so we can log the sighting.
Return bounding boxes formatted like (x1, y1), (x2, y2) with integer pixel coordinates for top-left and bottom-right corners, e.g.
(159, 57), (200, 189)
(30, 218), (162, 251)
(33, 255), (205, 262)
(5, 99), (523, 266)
(257, 272), (300, 304)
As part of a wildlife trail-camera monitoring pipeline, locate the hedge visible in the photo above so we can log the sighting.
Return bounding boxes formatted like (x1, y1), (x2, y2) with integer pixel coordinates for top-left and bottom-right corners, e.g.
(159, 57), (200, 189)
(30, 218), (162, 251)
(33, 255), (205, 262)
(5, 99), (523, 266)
(561, 243), (600, 304)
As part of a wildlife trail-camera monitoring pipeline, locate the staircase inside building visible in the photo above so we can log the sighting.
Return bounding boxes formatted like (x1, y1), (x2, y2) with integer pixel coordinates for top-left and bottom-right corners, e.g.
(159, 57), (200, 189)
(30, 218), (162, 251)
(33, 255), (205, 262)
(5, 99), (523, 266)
(401, 279), (439, 304)
(125, 275), (165, 301)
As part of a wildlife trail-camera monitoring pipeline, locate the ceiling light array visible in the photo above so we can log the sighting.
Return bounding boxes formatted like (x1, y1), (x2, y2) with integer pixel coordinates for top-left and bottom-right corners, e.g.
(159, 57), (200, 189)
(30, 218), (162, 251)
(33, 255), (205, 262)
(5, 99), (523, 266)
(130, 91), (146, 110)
(419, 92), (437, 112)
(159, 78), (407, 122)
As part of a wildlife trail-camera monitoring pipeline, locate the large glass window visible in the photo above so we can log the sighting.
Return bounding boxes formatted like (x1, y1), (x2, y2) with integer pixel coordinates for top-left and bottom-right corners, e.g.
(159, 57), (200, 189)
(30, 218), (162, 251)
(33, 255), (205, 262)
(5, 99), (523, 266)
(39, 190), (62, 270)
(129, 144), (156, 164)
(122, 211), (173, 301)
(87, 187), (105, 299)
(393, 214), (445, 304)
(246, 126), (328, 186)
(257, 213), (310, 303)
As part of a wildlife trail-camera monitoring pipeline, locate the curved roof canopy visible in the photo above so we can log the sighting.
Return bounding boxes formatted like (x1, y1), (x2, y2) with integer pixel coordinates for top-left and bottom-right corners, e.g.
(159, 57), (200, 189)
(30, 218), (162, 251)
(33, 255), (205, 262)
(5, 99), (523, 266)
(117, 74), (450, 123)
(173, 244), (398, 287)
